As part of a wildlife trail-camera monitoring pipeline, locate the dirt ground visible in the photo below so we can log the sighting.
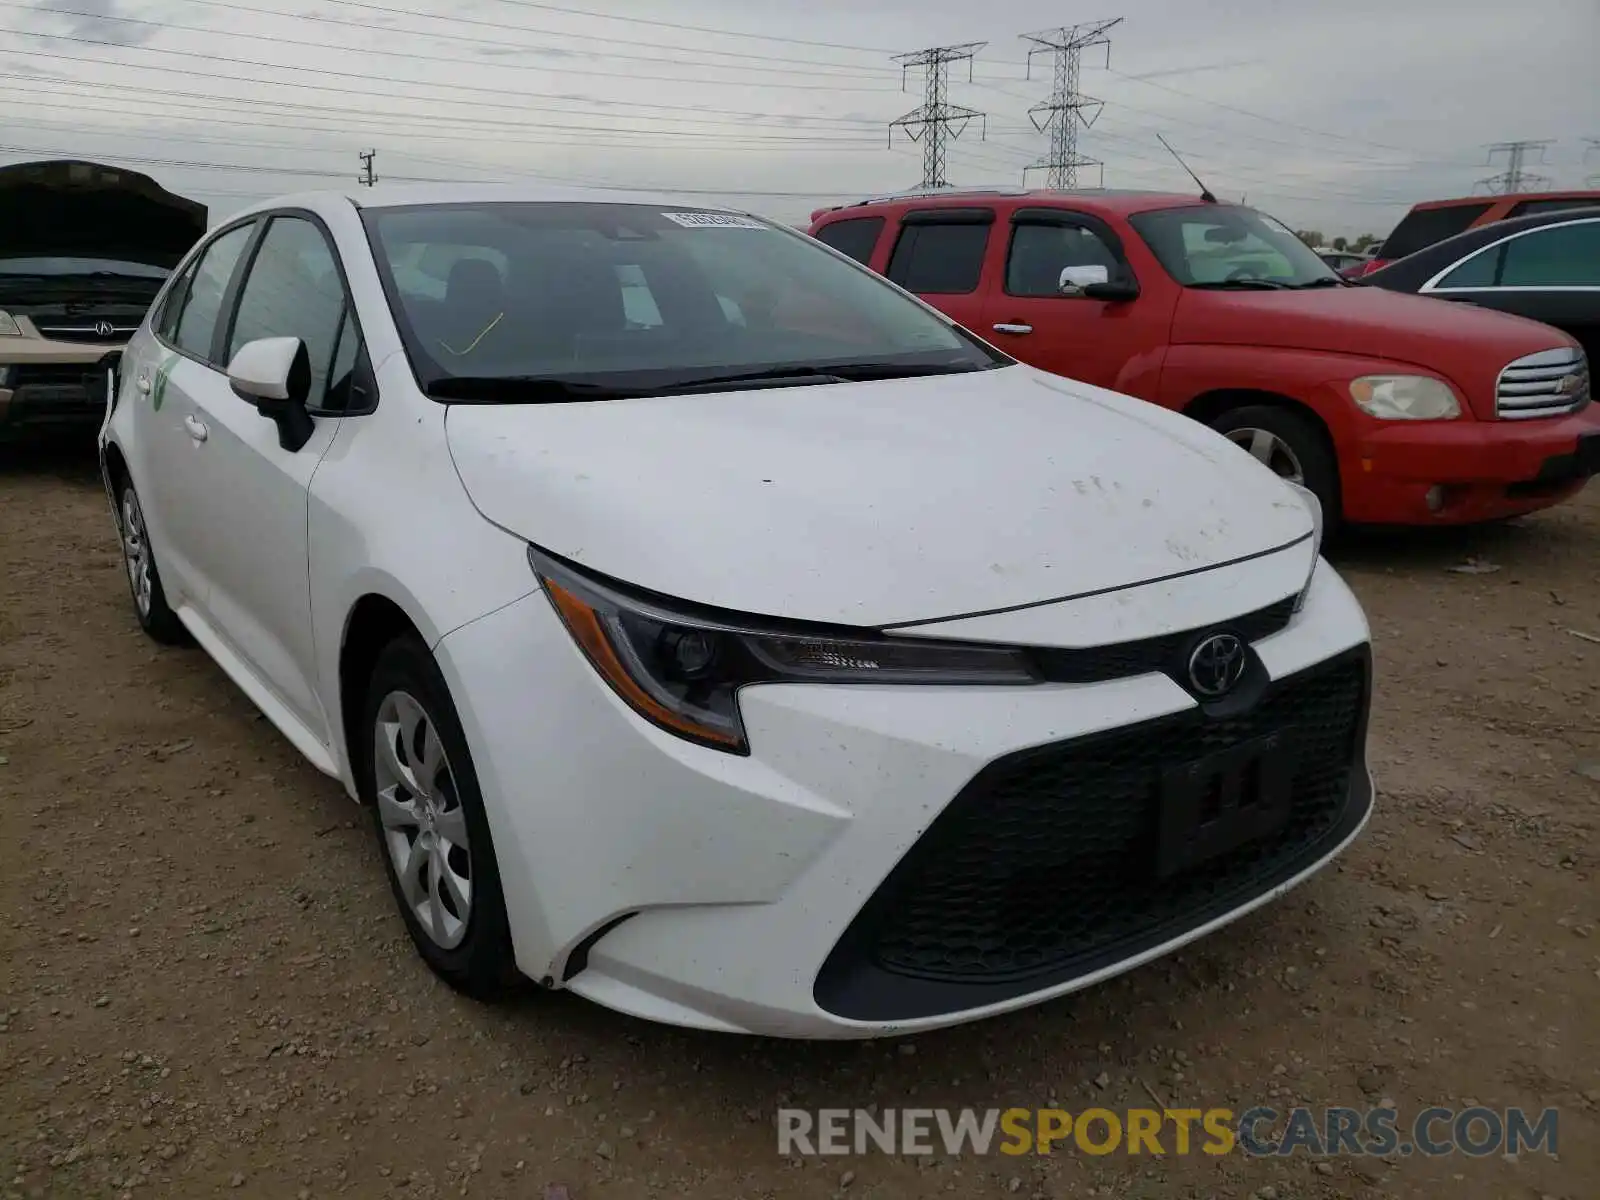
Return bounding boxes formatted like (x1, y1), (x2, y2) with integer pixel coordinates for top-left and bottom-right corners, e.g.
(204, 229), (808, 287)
(1, 442), (1596, 1200)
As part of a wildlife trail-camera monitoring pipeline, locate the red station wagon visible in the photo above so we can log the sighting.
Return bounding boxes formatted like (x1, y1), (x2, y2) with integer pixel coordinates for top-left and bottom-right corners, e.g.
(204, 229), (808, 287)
(808, 188), (1599, 528)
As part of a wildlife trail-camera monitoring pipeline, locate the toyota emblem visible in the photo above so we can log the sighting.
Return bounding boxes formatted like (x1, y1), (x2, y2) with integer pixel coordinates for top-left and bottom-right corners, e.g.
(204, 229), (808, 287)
(95, 320), (116, 338)
(1187, 633), (1247, 698)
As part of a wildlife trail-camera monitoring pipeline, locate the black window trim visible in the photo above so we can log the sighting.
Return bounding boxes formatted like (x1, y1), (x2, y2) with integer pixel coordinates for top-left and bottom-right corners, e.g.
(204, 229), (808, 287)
(152, 215), (261, 369)
(1003, 207), (1138, 298)
(899, 207), (996, 227)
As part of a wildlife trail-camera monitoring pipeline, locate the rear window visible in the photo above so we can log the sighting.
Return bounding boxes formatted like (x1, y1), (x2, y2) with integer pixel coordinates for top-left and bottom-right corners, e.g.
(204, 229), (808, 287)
(813, 217), (884, 265)
(1507, 197), (1600, 218)
(1378, 203), (1493, 260)
(886, 222), (990, 294)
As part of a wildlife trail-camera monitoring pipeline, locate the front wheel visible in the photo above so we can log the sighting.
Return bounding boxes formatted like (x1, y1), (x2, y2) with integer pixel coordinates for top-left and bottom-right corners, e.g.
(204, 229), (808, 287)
(358, 636), (517, 998)
(1210, 405), (1341, 531)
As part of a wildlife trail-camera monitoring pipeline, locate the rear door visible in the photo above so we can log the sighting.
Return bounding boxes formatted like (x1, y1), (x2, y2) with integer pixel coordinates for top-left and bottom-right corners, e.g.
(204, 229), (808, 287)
(1424, 217), (1600, 366)
(179, 211), (362, 745)
(132, 219), (257, 610)
(881, 207), (995, 337)
(811, 215), (886, 266)
(979, 208), (1162, 391)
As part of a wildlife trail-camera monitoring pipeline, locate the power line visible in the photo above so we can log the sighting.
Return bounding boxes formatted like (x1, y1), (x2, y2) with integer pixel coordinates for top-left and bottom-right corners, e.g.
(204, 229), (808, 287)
(1018, 18), (1121, 190)
(889, 43), (988, 190)
(1477, 140), (1554, 194)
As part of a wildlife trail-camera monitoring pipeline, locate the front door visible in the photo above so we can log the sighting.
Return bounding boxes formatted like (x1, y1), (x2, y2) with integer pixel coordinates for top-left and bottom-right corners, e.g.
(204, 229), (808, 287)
(180, 214), (357, 746)
(980, 211), (1158, 392)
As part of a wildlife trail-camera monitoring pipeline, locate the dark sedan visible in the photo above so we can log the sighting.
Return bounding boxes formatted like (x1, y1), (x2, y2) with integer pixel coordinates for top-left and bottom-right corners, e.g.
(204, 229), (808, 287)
(1360, 206), (1600, 369)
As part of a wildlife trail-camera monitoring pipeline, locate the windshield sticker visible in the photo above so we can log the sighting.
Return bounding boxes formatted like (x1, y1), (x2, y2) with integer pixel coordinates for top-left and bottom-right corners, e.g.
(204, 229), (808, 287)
(661, 212), (767, 230)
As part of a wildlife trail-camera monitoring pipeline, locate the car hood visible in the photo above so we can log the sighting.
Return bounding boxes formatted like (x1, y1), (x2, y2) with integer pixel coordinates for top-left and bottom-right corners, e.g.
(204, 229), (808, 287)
(1172, 284), (1573, 381)
(444, 365), (1313, 628)
(0, 159), (207, 268)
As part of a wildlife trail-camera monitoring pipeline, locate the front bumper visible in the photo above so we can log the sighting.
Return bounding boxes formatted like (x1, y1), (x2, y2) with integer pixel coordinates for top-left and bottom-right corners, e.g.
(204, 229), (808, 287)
(1343, 404), (1600, 524)
(0, 354), (121, 437)
(435, 560), (1373, 1038)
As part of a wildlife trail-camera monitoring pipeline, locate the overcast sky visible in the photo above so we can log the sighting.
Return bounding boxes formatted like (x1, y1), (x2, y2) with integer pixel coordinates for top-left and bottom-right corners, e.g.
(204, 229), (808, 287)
(1, 0), (1596, 235)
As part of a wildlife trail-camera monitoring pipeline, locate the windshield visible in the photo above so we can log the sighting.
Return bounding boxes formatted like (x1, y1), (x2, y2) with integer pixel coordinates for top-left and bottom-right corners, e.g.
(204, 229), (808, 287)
(0, 256), (170, 280)
(362, 202), (1006, 400)
(1128, 205), (1340, 288)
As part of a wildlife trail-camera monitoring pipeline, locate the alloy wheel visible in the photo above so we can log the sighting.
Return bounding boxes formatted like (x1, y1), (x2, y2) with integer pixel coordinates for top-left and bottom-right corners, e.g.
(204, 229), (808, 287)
(121, 490), (153, 618)
(1225, 426), (1306, 486)
(373, 690), (474, 950)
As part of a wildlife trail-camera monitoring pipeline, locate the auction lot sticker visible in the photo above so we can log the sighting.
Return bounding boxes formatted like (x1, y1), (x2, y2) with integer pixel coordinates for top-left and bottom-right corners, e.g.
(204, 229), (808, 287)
(662, 211), (767, 229)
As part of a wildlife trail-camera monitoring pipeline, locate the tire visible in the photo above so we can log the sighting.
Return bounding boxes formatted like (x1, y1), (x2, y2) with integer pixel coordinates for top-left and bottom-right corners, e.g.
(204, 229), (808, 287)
(116, 478), (188, 645)
(357, 635), (518, 998)
(1209, 404), (1341, 530)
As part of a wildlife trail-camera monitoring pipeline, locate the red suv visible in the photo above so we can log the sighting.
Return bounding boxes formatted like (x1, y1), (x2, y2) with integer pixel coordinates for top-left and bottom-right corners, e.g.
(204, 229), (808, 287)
(808, 188), (1598, 528)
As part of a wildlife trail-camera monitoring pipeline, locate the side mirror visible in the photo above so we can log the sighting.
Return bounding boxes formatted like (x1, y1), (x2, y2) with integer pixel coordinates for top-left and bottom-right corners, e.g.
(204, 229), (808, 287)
(228, 336), (315, 452)
(1059, 264), (1110, 293)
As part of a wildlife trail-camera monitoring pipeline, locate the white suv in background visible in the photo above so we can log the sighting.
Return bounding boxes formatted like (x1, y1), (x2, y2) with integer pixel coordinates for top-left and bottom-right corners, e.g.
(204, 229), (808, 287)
(98, 185), (1373, 1038)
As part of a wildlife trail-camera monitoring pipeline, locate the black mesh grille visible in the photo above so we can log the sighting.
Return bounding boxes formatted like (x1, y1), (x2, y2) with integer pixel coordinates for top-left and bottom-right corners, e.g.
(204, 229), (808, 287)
(1030, 595), (1296, 684)
(12, 363), (97, 389)
(815, 647), (1371, 1021)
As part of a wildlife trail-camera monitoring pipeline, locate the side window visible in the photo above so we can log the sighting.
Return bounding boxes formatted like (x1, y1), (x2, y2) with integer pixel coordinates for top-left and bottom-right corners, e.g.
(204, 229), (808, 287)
(170, 223), (253, 361)
(1006, 223), (1122, 296)
(1508, 198), (1600, 218)
(814, 217), (885, 265)
(320, 307), (365, 413)
(1435, 245), (1503, 289)
(1499, 223), (1600, 287)
(227, 217), (352, 410)
(153, 259), (198, 341)
(886, 220), (991, 294)
(1378, 203), (1492, 260)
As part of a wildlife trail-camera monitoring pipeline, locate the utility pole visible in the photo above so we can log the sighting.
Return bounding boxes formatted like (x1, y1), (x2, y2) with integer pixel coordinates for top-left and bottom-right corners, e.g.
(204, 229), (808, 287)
(1476, 140), (1553, 194)
(888, 43), (987, 190)
(357, 149), (378, 187)
(1019, 18), (1122, 191)
(1585, 137), (1600, 187)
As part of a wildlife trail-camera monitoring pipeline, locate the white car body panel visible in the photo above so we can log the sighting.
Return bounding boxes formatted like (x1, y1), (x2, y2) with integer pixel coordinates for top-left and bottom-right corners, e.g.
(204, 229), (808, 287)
(98, 184), (1374, 1038)
(444, 366), (1312, 627)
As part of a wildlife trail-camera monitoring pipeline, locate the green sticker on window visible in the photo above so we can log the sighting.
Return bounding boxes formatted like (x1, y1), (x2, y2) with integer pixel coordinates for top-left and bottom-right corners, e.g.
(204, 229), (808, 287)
(151, 354), (177, 412)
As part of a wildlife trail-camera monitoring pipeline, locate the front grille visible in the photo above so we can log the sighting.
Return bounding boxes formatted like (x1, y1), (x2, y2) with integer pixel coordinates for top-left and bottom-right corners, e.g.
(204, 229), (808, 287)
(1496, 347), (1589, 420)
(34, 324), (137, 344)
(12, 363), (97, 389)
(1030, 595), (1296, 684)
(815, 647), (1371, 1021)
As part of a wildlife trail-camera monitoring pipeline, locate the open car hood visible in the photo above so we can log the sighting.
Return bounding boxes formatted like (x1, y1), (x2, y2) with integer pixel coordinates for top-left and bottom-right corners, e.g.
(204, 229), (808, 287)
(0, 159), (207, 269)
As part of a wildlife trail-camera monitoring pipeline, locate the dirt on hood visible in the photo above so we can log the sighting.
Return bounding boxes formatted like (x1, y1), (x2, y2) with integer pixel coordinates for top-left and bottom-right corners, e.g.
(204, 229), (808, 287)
(0, 158), (207, 269)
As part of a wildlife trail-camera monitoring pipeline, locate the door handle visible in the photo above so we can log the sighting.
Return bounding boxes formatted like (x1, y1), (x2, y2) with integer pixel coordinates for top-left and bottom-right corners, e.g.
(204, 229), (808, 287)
(136, 374), (152, 394)
(992, 322), (1033, 335)
(184, 415), (209, 443)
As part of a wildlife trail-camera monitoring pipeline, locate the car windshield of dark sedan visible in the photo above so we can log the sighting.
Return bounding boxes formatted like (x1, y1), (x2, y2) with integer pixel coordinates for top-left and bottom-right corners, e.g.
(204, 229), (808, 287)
(363, 202), (1006, 399)
(1129, 205), (1340, 289)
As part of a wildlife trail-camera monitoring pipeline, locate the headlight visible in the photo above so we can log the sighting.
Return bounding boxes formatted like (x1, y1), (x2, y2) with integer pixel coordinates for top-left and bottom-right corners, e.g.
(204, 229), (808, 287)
(1348, 374), (1460, 420)
(0, 310), (22, 337)
(1284, 481), (1323, 613)
(529, 549), (1037, 754)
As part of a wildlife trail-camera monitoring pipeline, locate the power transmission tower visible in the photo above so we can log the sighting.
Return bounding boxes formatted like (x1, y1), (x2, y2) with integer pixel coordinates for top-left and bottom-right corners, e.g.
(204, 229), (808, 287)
(357, 149), (378, 187)
(1019, 18), (1122, 190)
(1476, 140), (1553, 194)
(1585, 137), (1600, 187)
(888, 43), (987, 190)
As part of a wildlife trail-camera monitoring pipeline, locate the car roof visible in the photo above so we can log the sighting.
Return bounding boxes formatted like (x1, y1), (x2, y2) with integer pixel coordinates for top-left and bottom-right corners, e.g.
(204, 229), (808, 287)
(814, 187), (1223, 220)
(222, 183), (749, 219)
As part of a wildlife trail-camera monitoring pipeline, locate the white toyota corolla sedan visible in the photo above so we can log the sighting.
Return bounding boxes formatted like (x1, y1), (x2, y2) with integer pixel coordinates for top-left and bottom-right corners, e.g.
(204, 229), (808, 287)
(98, 185), (1373, 1038)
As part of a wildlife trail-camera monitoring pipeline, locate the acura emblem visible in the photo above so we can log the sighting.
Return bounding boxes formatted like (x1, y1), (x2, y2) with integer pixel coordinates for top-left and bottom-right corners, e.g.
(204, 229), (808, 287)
(1187, 633), (1247, 698)
(95, 320), (115, 338)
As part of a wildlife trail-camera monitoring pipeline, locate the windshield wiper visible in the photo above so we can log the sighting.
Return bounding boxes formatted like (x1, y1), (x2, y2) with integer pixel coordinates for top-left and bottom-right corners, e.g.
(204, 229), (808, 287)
(1189, 278), (1294, 291)
(1291, 276), (1348, 289)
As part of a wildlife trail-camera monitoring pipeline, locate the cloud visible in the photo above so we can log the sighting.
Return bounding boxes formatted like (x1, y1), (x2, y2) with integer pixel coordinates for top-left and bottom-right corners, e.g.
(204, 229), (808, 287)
(26, 0), (155, 47)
